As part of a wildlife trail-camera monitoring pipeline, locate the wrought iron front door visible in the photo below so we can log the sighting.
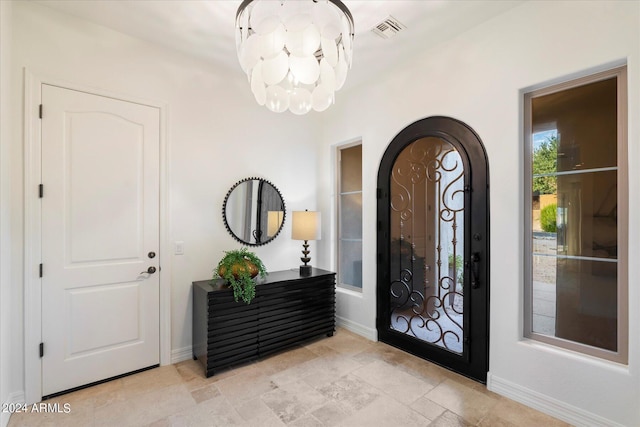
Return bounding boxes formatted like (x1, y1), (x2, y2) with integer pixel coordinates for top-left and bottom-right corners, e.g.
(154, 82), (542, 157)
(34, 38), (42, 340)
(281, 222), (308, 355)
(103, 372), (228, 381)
(377, 117), (489, 382)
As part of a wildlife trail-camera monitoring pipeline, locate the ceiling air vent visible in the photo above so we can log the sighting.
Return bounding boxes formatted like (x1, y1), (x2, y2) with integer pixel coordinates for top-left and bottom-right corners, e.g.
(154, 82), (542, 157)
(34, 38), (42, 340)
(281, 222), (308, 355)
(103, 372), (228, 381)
(371, 16), (406, 39)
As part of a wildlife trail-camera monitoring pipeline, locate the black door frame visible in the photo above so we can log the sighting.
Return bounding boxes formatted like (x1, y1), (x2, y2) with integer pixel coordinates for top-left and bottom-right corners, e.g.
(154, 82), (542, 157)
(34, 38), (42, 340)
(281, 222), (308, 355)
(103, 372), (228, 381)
(376, 116), (490, 382)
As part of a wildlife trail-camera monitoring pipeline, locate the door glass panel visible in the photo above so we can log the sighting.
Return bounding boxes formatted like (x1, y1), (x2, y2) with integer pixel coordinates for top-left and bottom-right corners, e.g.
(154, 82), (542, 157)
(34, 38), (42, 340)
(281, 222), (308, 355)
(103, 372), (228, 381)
(389, 137), (465, 354)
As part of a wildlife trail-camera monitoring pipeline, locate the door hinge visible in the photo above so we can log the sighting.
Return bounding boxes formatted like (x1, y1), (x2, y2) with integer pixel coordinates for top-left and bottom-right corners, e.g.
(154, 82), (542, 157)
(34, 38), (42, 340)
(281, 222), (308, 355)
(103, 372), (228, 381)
(39, 263), (43, 278)
(39, 184), (44, 198)
(39, 342), (44, 358)
(39, 104), (43, 119)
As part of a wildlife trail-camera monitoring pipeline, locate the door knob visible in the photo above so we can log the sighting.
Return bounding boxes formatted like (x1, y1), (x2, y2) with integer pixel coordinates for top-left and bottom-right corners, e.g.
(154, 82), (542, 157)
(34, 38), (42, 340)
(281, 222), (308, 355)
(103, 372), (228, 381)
(141, 266), (156, 274)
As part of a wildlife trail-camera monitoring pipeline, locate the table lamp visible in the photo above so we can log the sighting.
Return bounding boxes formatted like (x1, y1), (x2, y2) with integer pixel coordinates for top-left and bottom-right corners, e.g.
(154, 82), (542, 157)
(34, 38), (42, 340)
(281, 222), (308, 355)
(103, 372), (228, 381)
(292, 210), (321, 276)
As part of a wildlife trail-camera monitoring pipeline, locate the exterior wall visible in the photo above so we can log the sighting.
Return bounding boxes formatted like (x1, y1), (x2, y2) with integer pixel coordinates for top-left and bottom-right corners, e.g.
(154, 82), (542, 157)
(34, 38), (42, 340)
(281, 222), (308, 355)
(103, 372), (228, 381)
(316, 1), (639, 425)
(539, 194), (556, 210)
(533, 194), (557, 231)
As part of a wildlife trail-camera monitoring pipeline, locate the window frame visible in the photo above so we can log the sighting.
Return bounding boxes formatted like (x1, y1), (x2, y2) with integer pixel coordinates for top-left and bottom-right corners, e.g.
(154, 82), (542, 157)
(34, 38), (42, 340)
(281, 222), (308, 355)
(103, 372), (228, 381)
(336, 141), (363, 292)
(523, 66), (628, 363)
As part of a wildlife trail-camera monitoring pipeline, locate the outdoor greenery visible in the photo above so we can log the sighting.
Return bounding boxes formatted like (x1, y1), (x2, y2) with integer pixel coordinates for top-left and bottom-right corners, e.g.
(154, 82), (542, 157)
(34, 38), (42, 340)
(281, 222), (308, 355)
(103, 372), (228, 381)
(214, 247), (267, 304)
(533, 136), (558, 195)
(448, 253), (464, 284)
(540, 203), (557, 233)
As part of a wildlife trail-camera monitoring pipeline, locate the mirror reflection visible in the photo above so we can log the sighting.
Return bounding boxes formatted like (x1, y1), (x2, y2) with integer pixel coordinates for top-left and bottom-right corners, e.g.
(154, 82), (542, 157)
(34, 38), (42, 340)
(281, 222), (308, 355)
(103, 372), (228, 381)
(223, 178), (285, 246)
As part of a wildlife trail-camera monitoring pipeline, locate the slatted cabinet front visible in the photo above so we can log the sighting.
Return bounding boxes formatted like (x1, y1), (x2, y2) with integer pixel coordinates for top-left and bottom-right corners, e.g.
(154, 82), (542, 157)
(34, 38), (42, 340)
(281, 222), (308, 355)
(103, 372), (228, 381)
(193, 269), (335, 377)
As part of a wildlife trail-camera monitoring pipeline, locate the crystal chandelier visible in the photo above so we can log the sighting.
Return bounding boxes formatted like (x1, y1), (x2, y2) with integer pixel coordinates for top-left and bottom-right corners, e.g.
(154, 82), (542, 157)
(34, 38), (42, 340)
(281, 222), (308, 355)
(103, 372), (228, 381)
(235, 0), (354, 114)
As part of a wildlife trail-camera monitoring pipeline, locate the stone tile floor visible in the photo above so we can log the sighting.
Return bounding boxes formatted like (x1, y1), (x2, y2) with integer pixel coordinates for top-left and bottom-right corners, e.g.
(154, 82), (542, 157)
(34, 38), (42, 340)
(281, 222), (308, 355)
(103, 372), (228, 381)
(8, 328), (570, 426)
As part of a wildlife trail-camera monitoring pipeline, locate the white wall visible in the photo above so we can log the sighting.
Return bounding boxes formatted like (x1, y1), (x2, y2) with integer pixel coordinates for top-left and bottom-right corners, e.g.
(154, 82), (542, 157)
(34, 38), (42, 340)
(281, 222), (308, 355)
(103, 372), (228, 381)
(316, 1), (639, 425)
(9, 0), (323, 405)
(1, 1), (13, 426)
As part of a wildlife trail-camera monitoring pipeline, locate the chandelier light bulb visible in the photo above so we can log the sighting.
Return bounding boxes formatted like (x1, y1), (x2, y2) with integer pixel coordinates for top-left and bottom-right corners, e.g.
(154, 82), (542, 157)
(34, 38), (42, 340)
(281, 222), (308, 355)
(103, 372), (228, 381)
(236, 0), (354, 114)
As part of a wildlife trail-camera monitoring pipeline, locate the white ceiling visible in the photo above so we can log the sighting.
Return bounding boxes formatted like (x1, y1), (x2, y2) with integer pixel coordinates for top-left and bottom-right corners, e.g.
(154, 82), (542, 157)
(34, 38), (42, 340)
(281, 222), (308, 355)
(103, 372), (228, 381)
(33, 0), (525, 91)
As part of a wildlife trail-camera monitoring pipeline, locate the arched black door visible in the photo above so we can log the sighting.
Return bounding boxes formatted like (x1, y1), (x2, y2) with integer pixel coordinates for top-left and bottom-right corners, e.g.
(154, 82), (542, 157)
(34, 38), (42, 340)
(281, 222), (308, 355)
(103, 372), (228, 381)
(376, 116), (489, 382)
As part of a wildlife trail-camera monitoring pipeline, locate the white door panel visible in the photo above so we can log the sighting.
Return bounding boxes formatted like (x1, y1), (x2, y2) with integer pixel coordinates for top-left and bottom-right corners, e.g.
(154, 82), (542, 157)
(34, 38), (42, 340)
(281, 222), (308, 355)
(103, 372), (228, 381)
(67, 282), (143, 356)
(41, 84), (160, 396)
(66, 111), (144, 264)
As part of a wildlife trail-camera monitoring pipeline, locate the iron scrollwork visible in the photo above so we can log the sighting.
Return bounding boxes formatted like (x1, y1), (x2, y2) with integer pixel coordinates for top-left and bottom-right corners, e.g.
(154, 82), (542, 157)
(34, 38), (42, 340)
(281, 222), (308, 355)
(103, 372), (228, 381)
(389, 138), (465, 354)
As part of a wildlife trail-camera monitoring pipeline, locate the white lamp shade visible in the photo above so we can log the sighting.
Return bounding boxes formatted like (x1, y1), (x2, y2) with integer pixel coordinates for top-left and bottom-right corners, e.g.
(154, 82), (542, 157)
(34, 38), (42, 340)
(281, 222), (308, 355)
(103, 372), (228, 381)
(292, 211), (321, 240)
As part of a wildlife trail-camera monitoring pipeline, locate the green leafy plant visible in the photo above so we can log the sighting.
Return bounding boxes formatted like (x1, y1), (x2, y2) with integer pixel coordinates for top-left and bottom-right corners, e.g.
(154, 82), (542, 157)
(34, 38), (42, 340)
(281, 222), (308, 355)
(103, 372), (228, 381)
(532, 136), (558, 195)
(448, 254), (464, 283)
(214, 247), (267, 304)
(540, 203), (557, 233)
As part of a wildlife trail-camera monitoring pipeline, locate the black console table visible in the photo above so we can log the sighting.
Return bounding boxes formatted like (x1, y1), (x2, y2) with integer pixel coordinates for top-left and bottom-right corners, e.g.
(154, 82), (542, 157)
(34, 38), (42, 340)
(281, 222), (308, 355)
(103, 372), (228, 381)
(192, 268), (336, 377)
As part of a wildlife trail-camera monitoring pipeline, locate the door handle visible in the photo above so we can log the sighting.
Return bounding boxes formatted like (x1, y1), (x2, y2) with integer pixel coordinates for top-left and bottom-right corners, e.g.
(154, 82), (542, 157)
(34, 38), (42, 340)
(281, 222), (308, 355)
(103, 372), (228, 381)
(141, 266), (156, 274)
(470, 252), (480, 289)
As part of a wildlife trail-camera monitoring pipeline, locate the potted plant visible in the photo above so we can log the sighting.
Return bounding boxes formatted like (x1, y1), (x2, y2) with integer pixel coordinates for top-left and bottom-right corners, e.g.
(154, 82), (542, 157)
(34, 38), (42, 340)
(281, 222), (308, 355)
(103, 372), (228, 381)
(214, 247), (267, 304)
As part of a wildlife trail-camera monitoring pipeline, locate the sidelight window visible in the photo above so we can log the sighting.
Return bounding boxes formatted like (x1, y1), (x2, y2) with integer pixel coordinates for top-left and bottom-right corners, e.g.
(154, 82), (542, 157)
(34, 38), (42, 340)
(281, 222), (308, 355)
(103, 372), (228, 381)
(524, 66), (628, 362)
(337, 143), (363, 290)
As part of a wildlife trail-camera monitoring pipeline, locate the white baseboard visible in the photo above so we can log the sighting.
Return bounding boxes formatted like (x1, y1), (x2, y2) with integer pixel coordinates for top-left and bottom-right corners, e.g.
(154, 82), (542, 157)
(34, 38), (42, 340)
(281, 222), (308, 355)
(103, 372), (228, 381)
(487, 373), (622, 427)
(171, 346), (193, 364)
(336, 316), (377, 341)
(2, 391), (26, 427)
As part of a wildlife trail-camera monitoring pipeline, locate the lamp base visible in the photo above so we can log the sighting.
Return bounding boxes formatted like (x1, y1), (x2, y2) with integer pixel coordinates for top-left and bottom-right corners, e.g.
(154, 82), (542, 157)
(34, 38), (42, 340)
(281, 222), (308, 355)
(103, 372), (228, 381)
(299, 265), (312, 276)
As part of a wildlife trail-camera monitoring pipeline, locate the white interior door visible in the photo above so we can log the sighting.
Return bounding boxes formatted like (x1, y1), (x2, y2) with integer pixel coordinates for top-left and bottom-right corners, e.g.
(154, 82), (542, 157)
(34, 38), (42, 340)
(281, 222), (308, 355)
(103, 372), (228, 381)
(41, 84), (160, 396)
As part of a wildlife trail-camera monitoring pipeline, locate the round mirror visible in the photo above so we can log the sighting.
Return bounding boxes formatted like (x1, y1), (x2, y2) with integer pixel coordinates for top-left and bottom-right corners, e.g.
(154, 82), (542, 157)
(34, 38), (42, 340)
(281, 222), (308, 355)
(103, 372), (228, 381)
(222, 177), (286, 246)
